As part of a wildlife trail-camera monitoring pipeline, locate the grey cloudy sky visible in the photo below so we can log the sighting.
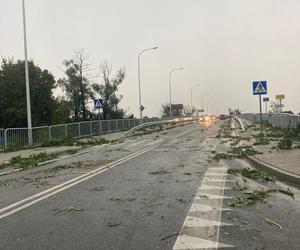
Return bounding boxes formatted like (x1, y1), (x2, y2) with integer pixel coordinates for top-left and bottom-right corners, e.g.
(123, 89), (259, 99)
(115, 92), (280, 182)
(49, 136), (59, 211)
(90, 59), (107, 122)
(1, 0), (300, 116)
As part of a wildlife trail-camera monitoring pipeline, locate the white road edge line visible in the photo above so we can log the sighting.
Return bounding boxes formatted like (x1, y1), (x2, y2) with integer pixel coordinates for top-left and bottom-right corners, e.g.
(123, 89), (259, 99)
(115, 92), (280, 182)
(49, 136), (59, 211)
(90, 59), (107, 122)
(0, 145), (158, 219)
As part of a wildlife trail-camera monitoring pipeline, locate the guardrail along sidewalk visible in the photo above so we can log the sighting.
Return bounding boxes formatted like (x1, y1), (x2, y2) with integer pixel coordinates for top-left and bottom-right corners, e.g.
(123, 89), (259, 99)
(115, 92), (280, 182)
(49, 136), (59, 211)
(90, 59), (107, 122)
(1, 117), (159, 151)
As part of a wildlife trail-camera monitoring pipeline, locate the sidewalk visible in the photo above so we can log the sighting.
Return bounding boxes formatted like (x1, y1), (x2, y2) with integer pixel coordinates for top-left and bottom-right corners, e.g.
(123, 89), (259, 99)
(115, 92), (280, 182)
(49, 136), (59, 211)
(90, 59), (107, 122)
(253, 147), (300, 177)
(0, 131), (123, 167)
(236, 118), (300, 186)
(0, 146), (81, 166)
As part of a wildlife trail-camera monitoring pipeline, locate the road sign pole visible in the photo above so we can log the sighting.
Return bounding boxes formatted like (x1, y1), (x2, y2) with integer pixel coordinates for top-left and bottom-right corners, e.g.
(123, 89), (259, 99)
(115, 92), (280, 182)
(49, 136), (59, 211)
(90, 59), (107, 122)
(279, 99), (282, 113)
(259, 94), (263, 139)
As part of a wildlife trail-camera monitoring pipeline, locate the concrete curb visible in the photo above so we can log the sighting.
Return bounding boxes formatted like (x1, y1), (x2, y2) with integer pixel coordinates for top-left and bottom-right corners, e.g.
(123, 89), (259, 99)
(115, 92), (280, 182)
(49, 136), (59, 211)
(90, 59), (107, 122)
(247, 155), (300, 188)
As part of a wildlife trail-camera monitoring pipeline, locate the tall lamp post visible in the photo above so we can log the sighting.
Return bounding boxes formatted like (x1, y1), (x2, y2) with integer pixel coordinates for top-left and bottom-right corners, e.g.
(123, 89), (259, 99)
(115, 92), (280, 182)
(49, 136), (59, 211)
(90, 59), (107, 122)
(137, 46), (158, 122)
(22, 0), (33, 145)
(191, 85), (200, 114)
(169, 68), (184, 117)
(201, 92), (209, 112)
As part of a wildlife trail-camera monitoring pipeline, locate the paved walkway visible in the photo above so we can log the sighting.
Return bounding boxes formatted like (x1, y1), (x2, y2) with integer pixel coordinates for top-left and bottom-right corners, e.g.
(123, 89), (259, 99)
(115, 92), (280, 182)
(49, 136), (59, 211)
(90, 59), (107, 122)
(238, 118), (300, 178)
(0, 132), (123, 166)
(254, 146), (300, 177)
(0, 146), (81, 166)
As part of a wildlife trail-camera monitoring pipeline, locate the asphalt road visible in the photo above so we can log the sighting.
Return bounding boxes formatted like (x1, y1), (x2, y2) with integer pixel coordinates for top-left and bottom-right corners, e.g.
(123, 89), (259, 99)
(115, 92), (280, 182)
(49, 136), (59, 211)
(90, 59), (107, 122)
(0, 121), (299, 250)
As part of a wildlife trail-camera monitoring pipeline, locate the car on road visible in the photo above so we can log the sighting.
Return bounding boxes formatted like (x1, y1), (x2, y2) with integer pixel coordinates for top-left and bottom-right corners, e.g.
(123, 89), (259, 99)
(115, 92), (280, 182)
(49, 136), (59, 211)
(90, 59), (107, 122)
(219, 114), (227, 120)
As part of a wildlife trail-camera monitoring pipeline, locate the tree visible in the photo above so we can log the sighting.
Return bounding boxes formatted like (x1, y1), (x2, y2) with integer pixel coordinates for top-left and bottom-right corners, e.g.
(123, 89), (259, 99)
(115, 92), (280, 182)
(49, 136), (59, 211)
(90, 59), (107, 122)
(0, 58), (56, 128)
(270, 101), (284, 113)
(58, 50), (93, 121)
(161, 103), (184, 117)
(228, 108), (242, 115)
(92, 61), (125, 119)
(51, 97), (72, 124)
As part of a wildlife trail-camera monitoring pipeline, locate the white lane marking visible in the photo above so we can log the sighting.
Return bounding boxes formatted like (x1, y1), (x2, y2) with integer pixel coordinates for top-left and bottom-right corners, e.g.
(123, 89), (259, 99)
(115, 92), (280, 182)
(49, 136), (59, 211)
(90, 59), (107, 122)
(206, 167), (228, 172)
(189, 203), (232, 212)
(0, 145), (158, 220)
(204, 173), (227, 177)
(173, 161), (234, 249)
(202, 178), (235, 182)
(199, 185), (231, 190)
(173, 235), (234, 249)
(183, 216), (232, 227)
(195, 193), (233, 200)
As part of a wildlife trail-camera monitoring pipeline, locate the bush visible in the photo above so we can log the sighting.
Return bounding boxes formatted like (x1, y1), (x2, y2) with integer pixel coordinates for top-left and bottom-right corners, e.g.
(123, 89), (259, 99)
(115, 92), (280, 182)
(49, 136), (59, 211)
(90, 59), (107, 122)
(278, 137), (292, 150)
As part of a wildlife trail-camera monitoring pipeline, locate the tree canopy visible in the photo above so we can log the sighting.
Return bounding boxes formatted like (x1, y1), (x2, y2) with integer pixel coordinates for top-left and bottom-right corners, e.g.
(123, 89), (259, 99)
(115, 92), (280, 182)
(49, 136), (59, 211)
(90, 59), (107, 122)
(92, 62), (126, 120)
(0, 58), (57, 128)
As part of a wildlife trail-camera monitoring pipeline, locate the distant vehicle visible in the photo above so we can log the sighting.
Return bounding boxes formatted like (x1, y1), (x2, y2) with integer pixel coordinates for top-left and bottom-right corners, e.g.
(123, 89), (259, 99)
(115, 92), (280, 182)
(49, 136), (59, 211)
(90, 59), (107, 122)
(219, 114), (227, 120)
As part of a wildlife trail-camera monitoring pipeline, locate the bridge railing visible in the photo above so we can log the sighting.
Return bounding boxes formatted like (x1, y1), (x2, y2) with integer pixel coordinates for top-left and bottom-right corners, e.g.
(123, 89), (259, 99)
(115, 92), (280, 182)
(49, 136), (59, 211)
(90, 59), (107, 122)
(1, 118), (160, 150)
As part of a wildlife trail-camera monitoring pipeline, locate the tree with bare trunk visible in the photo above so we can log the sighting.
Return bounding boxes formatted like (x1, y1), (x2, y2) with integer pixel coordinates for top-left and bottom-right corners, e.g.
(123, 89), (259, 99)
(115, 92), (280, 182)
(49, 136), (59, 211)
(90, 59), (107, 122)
(58, 50), (93, 121)
(92, 61), (125, 119)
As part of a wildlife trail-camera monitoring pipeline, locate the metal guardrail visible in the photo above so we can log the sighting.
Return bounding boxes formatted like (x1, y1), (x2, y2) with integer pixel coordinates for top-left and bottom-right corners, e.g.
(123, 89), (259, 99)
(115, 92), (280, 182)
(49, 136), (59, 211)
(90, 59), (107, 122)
(0, 129), (5, 152)
(240, 113), (300, 128)
(1, 118), (159, 150)
(120, 117), (197, 138)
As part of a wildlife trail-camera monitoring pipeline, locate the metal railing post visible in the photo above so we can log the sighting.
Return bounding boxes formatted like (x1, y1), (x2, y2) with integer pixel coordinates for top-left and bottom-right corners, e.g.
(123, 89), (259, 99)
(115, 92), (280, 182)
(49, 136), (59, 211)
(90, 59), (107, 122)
(4, 129), (7, 150)
(78, 123), (81, 137)
(49, 126), (52, 141)
(65, 124), (68, 138)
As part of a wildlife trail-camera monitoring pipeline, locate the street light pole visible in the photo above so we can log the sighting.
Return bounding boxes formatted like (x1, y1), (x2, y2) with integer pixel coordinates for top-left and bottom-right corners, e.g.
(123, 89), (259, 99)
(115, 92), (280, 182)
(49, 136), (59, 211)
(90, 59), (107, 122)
(201, 92), (209, 112)
(191, 85), (200, 113)
(207, 100), (210, 114)
(22, 0), (33, 145)
(138, 46), (158, 122)
(169, 68), (184, 118)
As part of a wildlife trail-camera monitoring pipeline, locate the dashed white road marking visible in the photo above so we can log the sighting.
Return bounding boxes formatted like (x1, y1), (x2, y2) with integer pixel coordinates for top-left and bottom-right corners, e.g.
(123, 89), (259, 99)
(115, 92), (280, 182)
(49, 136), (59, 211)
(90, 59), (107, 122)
(203, 178), (235, 183)
(173, 160), (234, 249)
(195, 193), (233, 200)
(199, 185), (231, 190)
(183, 216), (233, 227)
(173, 235), (234, 249)
(204, 173), (227, 177)
(189, 203), (232, 212)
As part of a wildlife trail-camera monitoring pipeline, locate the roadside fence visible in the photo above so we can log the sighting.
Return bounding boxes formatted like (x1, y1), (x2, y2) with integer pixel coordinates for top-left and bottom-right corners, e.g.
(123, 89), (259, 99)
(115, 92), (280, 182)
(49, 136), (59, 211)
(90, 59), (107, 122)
(0, 129), (5, 152)
(240, 113), (300, 129)
(1, 117), (159, 150)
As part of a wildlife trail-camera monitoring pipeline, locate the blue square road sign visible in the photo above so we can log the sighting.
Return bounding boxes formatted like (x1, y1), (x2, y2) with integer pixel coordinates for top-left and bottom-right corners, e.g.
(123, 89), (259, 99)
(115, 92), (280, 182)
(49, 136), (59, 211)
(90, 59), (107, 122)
(94, 99), (103, 109)
(253, 81), (267, 95)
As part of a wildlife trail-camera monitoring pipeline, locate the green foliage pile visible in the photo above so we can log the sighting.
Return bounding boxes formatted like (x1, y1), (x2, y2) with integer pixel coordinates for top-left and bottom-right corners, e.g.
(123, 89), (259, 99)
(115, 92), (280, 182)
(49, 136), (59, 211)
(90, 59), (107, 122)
(10, 152), (55, 170)
(277, 137), (293, 150)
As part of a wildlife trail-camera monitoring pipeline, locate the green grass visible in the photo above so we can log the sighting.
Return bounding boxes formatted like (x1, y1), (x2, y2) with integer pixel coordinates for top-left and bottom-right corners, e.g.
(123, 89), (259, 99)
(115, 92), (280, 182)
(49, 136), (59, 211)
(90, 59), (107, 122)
(10, 152), (55, 170)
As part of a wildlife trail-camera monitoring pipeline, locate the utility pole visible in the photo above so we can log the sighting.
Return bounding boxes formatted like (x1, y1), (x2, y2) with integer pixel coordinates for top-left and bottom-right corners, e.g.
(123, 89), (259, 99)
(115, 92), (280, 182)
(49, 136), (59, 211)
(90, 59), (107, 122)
(22, 0), (33, 145)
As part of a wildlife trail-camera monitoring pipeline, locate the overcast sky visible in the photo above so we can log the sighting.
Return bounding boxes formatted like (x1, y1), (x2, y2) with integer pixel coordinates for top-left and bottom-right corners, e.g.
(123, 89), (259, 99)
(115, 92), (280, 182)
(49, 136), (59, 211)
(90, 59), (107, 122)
(1, 0), (300, 117)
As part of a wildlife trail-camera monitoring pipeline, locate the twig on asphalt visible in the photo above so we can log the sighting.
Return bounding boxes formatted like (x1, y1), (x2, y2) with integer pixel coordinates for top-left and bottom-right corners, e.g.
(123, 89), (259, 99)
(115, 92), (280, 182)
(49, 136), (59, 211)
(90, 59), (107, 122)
(265, 218), (283, 230)
(161, 232), (179, 241)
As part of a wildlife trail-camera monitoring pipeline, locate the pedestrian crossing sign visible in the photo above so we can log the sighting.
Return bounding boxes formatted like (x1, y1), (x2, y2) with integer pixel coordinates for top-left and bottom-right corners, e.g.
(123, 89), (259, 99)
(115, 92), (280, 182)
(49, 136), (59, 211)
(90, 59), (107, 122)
(253, 81), (267, 95)
(94, 98), (103, 109)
